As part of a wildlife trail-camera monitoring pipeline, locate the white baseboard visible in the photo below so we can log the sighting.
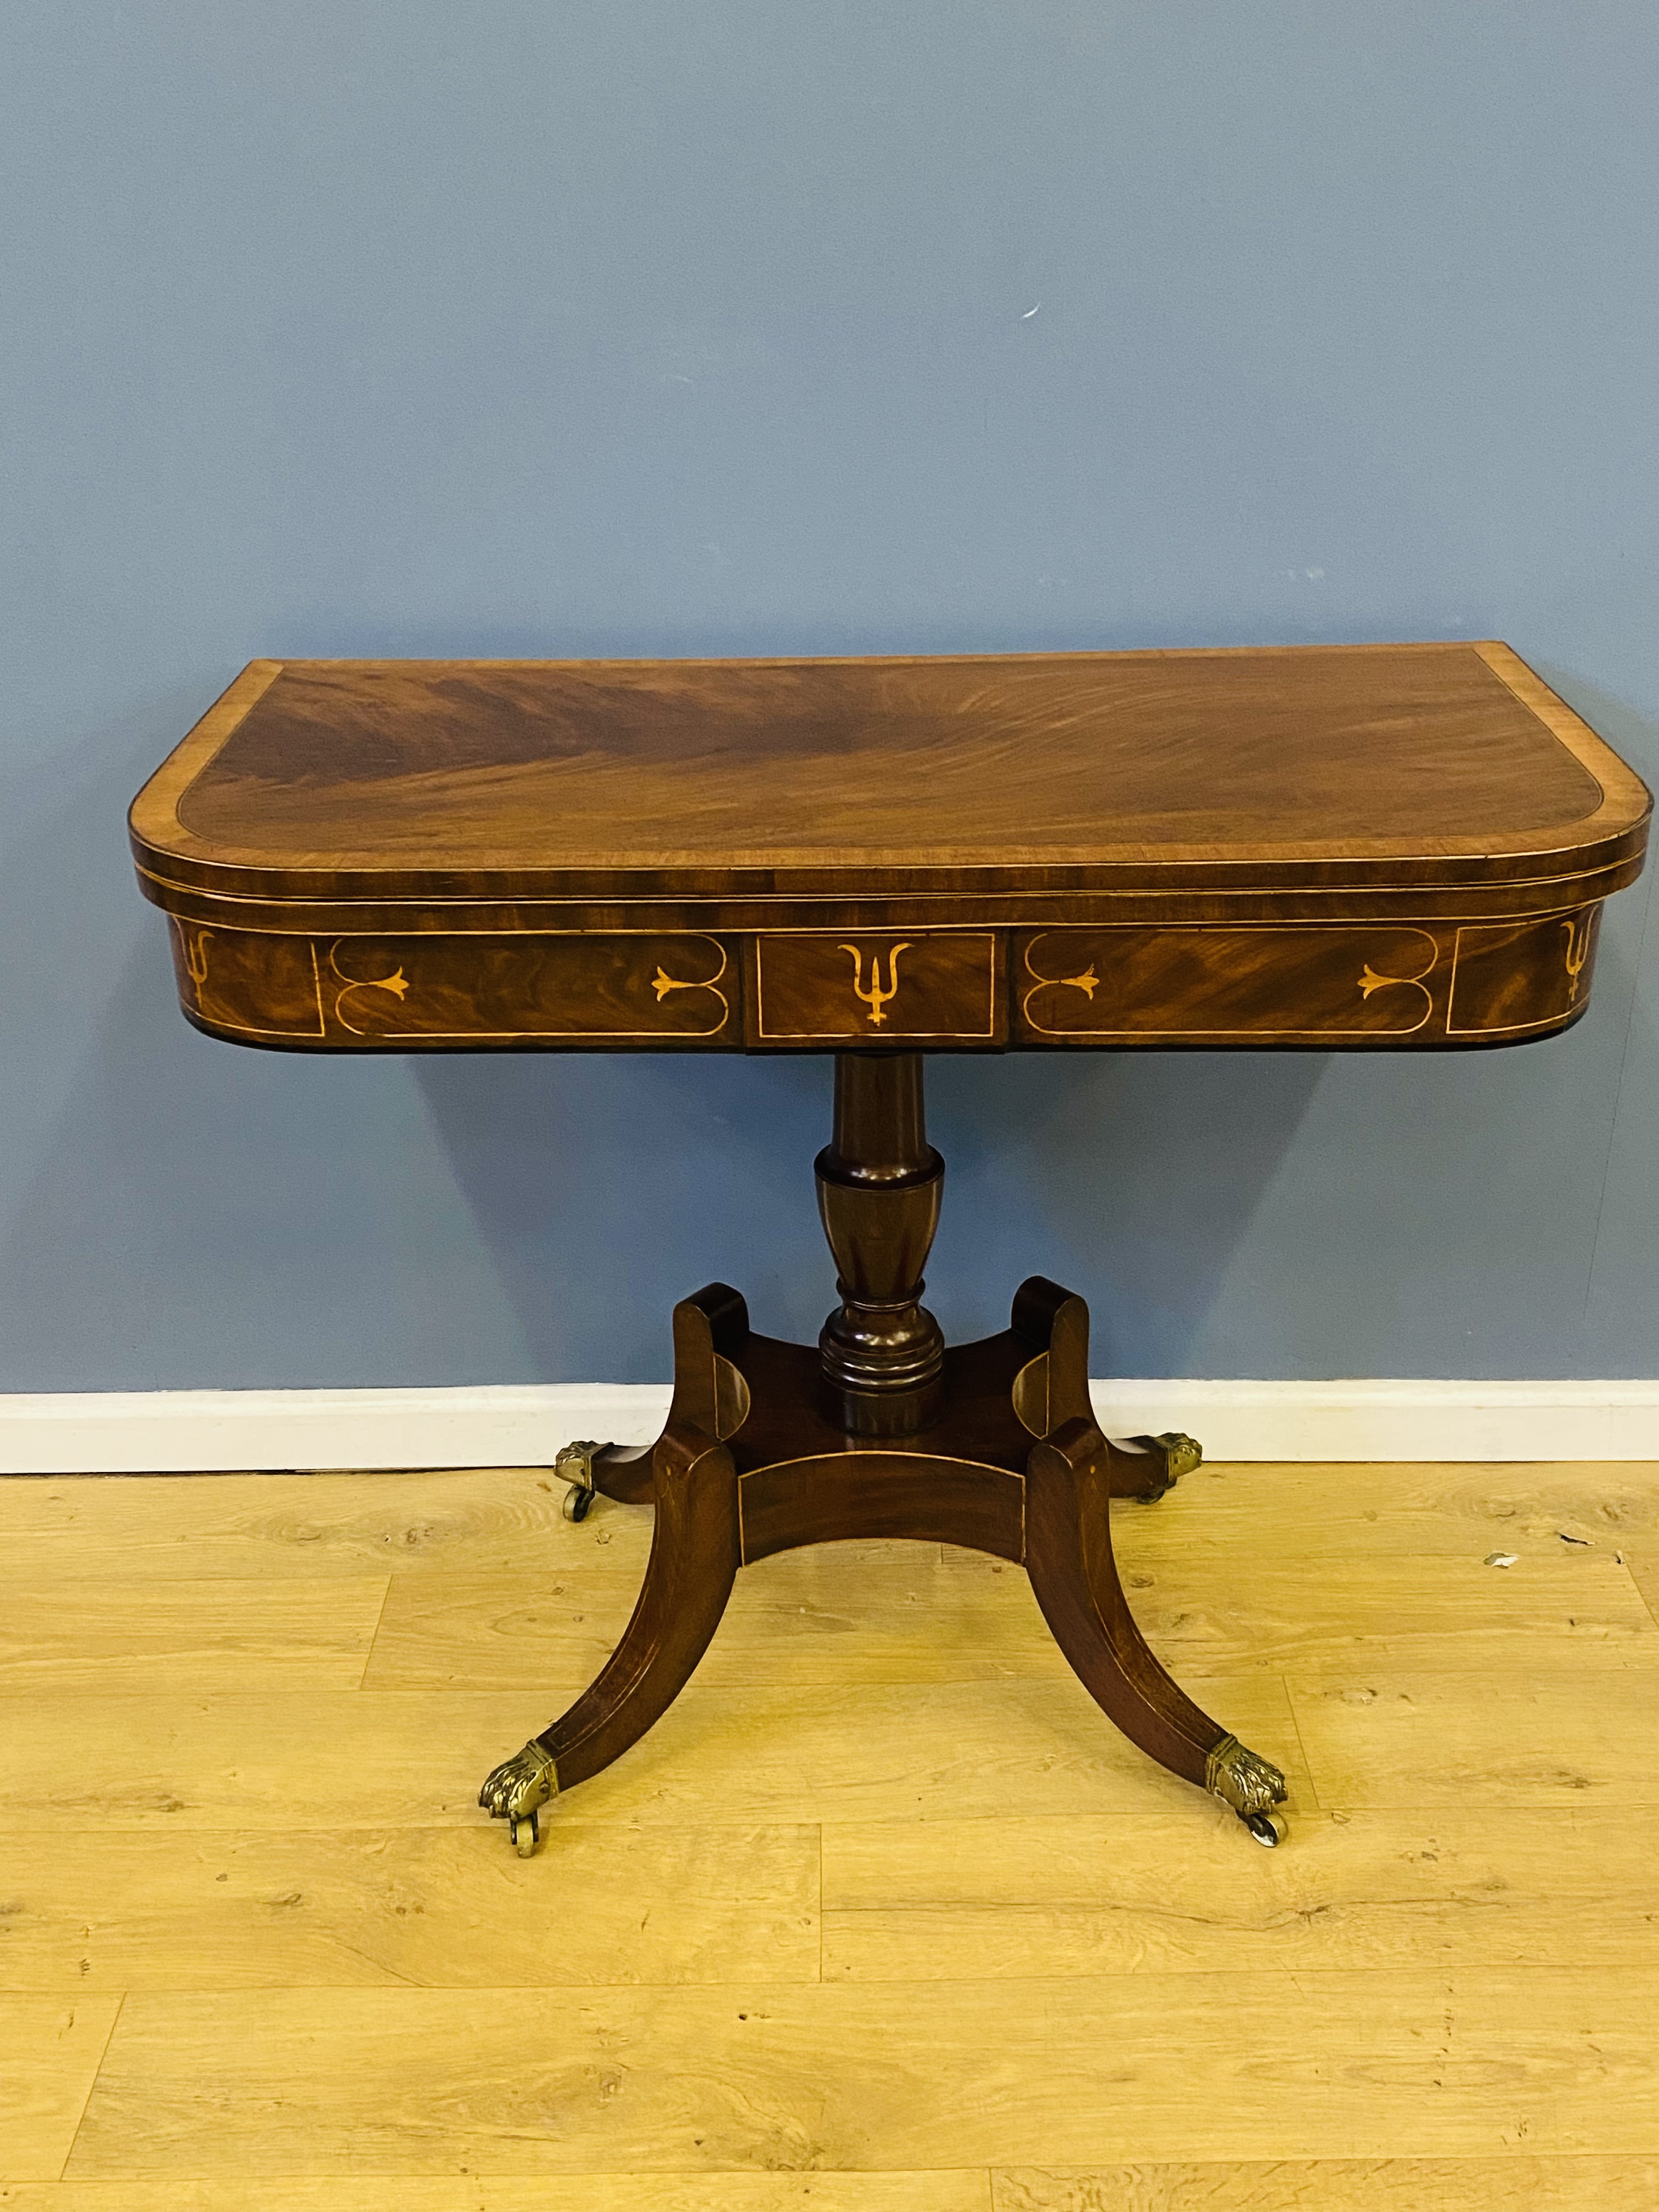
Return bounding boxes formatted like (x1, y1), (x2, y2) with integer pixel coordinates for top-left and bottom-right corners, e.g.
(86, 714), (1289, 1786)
(1, 1378), (1656, 1475)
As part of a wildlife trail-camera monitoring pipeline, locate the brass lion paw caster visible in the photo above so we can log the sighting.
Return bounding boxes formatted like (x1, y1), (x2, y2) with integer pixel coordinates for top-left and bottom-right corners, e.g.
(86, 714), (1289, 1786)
(479, 1739), (558, 1856)
(1126, 1431), (1203, 1498)
(1206, 1733), (1289, 1847)
(554, 1438), (610, 1522)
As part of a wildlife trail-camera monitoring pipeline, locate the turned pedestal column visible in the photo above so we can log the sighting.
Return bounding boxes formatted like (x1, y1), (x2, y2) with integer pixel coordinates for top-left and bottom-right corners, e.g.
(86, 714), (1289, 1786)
(816, 1052), (946, 1436)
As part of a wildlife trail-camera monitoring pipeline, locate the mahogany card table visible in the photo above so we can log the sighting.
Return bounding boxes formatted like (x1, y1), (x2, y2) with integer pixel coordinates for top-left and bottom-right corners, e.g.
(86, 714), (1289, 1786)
(131, 644), (1651, 1854)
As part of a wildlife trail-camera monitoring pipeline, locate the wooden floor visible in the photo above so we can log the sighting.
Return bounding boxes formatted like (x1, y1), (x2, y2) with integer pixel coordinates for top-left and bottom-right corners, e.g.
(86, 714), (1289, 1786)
(3, 1457), (1659, 2208)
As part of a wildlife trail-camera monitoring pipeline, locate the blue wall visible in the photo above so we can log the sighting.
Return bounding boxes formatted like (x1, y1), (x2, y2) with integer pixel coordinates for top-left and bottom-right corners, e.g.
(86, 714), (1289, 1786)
(3, 3), (1654, 1389)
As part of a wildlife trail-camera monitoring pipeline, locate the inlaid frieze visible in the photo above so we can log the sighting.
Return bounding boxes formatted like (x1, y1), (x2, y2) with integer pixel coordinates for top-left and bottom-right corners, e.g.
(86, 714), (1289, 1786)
(170, 924), (736, 1046)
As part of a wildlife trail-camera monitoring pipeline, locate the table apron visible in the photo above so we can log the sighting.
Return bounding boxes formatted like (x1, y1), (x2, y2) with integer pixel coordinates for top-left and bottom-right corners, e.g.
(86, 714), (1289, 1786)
(160, 911), (1606, 1051)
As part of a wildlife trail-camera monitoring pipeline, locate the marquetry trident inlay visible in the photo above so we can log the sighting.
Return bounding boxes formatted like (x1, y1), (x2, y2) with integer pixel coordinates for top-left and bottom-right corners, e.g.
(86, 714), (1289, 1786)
(182, 928), (212, 989)
(1561, 913), (1594, 1002)
(840, 941), (911, 1028)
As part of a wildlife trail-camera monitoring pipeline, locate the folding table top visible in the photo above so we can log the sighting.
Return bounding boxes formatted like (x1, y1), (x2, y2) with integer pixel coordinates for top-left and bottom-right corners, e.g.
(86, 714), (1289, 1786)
(132, 642), (1649, 912)
(129, 643), (1648, 1056)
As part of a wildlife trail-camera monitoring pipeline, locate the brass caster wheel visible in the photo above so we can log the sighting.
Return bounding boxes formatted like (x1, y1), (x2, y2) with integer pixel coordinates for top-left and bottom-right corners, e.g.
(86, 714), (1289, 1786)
(1206, 1733), (1288, 1844)
(555, 1437), (608, 1523)
(479, 1738), (558, 1855)
(1243, 1809), (1286, 1847)
(1126, 1431), (1203, 1494)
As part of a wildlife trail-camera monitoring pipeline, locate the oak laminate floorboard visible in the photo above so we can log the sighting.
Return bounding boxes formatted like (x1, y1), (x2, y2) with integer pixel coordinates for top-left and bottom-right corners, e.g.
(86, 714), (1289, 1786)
(3, 1463), (1650, 1578)
(819, 1807), (1659, 1977)
(359, 1543), (1657, 1692)
(1111, 1473), (1655, 1549)
(16, 2177), (1659, 2212)
(992, 2155), (1659, 2210)
(0, 1470), (654, 1583)
(0, 1675), (1308, 1833)
(363, 1551), (1042, 1691)
(1620, 1544), (1659, 1628)
(0, 1825), (817, 1993)
(0, 1997), (122, 2182)
(0, 2177), (991, 2211)
(1069, 1460), (1659, 1556)
(1283, 1656), (1659, 1805)
(0, 1578), (390, 1689)
(64, 1970), (1659, 2175)
(1107, 1514), (1655, 1666)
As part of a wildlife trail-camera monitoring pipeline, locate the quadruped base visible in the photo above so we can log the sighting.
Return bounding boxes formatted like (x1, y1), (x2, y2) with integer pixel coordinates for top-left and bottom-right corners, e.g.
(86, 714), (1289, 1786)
(480, 1052), (1289, 1857)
